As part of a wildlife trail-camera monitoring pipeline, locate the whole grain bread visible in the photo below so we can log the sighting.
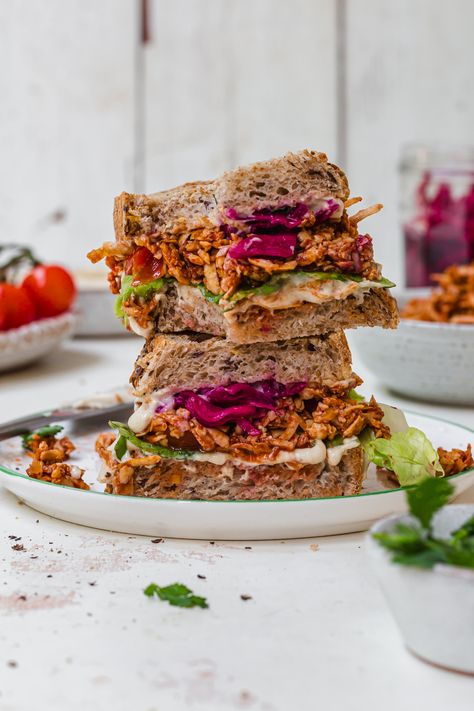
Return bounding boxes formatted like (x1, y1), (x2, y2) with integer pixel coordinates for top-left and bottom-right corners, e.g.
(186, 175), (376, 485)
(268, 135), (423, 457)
(150, 283), (399, 344)
(131, 332), (352, 395)
(113, 150), (349, 241)
(104, 447), (364, 500)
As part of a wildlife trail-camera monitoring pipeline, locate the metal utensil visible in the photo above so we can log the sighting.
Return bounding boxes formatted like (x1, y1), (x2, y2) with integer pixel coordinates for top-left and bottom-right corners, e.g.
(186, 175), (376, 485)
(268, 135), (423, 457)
(0, 401), (132, 441)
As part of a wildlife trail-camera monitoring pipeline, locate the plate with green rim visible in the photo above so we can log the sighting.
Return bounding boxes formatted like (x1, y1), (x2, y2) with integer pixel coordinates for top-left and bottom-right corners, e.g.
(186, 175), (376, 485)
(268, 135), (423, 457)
(0, 411), (473, 540)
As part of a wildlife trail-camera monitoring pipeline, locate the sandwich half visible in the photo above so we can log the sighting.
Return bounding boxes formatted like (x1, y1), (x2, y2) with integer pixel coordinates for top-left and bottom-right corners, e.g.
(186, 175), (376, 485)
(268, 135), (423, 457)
(96, 332), (390, 500)
(88, 150), (398, 343)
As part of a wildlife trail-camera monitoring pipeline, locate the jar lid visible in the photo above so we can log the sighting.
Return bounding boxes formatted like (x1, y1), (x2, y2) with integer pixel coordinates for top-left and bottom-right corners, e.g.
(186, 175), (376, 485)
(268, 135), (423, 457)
(400, 144), (474, 175)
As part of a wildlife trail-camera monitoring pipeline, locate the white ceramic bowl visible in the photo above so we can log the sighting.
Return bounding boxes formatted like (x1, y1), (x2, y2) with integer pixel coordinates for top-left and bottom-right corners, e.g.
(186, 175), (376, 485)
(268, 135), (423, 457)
(368, 505), (474, 674)
(0, 312), (76, 373)
(350, 289), (474, 405)
(75, 288), (130, 337)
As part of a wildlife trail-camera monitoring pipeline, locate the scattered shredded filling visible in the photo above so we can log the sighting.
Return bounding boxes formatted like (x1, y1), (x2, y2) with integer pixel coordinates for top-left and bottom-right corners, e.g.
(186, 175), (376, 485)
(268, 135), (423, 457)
(25, 432), (89, 490)
(402, 262), (474, 323)
(438, 444), (474, 477)
(87, 199), (383, 325)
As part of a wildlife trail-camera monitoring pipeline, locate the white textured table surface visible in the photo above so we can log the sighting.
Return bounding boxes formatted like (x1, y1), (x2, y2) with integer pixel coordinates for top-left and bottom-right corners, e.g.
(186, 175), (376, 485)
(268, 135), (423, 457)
(1, 335), (473, 711)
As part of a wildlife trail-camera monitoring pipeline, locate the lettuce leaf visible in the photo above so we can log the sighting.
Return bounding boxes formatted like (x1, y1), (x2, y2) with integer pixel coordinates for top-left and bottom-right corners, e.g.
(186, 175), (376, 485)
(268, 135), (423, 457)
(197, 283), (223, 304)
(363, 427), (444, 486)
(228, 270), (395, 306)
(109, 421), (193, 460)
(406, 475), (453, 529)
(114, 276), (167, 319)
(348, 389), (365, 402)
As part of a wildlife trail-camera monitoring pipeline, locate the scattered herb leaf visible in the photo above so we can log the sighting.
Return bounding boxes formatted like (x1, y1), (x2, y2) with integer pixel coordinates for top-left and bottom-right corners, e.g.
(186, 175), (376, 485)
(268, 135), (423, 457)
(144, 582), (208, 608)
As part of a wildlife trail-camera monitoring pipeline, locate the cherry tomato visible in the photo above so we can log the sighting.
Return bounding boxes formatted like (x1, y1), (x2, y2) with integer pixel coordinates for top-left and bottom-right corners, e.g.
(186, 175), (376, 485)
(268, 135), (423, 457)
(0, 283), (36, 330)
(22, 265), (76, 318)
(125, 247), (163, 283)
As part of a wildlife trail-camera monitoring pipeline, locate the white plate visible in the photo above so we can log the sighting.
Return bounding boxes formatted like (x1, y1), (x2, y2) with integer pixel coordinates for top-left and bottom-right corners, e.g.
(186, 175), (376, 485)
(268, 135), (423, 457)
(0, 411), (473, 540)
(0, 312), (76, 372)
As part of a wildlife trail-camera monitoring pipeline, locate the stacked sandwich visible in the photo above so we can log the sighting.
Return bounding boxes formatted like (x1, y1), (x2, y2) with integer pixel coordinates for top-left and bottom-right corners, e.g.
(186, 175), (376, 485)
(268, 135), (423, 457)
(89, 150), (399, 500)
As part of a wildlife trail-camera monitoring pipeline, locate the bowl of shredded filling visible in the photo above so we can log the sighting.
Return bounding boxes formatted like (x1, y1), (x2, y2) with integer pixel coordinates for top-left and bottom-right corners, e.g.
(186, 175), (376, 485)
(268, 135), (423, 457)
(350, 262), (474, 405)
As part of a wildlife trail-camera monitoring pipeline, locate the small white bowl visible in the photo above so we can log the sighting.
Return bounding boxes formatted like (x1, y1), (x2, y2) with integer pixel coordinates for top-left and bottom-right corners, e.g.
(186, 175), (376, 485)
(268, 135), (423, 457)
(0, 312), (76, 373)
(75, 288), (130, 337)
(368, 505), (474, 674)
(350, 289), (474, 405)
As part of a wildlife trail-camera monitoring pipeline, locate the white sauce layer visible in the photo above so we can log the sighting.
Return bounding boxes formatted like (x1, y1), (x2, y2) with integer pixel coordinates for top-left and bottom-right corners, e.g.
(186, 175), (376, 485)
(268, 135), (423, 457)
(326, 437), (360, 466)
(119, 430), (359, 469)
(128, 388), (175, 433)
(243, 277), (380, 312)
(128, 316), (154, 338)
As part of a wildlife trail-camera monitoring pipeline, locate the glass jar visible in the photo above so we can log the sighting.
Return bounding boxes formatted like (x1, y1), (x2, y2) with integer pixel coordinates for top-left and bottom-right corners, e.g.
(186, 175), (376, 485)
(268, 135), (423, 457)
(400, 145), (474, 287)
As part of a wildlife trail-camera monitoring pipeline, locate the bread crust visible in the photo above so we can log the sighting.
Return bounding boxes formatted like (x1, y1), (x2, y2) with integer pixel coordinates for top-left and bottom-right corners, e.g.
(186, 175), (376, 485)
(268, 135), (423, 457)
(150, 284), (398, 344)
(131, 332), (353, 395)
(112, 150), (349, 242)
(104, 447), (364, 500)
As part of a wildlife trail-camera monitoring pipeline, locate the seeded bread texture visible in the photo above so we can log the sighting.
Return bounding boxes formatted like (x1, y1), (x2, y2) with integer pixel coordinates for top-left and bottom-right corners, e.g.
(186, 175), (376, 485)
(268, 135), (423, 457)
(104, 447), (364, 500)
(113, 150), (349, 242)
(131, 332), (352, 395)
(215, 149), (349, 214)
(149, 283), (399, 344)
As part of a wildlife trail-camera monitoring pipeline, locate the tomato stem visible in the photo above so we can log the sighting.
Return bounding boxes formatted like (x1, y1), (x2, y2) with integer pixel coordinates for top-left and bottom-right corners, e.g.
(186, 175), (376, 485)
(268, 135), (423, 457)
(0, 245), (40, 282)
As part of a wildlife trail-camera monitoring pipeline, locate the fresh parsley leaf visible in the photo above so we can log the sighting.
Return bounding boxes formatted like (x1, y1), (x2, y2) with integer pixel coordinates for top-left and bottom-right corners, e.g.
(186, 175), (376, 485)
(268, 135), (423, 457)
(363, 427), (444, 486)
(109, 421), (193, 460)
(406, 476), (453, 530)
(373, 522), (426, 554)
(114, 434), (128, 461)
(451, 515), (474, 544)
(391, 549), (448, 569)
(197, 283), (222, 304)
(21, 425), (64, 449)
(348, 389), (365, 402)
(372, 477), (474, 570)
(144, 582), (208, 608)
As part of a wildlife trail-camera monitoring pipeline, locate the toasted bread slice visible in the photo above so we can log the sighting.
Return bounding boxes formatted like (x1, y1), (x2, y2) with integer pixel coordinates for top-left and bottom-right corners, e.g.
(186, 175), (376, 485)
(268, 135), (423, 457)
(102, 447), (364, 500)
(131, 331), (353, 396)
(113, 150), (349, 241)
(143, 283), (398, 344)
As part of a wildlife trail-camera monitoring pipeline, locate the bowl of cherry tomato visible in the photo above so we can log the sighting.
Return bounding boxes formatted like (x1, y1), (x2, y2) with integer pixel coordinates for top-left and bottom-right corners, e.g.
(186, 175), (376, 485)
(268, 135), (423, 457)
(0, 245), (77, 372)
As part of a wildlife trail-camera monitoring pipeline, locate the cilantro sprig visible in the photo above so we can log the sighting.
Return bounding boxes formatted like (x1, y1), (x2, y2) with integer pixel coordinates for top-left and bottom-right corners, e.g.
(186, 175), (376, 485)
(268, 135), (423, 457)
(21, 425), (64, 450)
(373, 477), (474, 570)
(144, 582), (208, 608)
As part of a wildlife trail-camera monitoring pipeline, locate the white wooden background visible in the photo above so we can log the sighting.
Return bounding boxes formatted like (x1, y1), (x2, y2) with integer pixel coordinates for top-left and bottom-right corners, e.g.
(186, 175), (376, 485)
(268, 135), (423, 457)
(1, 0), (473, 284)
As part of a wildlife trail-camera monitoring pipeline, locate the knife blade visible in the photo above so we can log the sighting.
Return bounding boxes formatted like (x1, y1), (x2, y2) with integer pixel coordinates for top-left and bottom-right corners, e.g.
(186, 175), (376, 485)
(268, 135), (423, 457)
(0, 400), (133, 441)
